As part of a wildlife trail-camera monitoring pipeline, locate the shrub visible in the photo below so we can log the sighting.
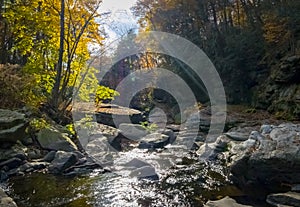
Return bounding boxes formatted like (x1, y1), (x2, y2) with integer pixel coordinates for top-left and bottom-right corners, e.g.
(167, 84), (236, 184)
(0, 64), (36, 108)
(95, 85), (120, 106)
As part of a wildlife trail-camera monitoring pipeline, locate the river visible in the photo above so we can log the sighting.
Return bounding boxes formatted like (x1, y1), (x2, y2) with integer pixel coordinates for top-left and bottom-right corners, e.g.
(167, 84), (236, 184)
(5, 150), (273, 207)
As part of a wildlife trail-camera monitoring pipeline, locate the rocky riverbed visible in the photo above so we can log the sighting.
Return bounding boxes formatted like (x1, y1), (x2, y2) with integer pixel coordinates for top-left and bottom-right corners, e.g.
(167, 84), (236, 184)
(1, 106), (300, 207)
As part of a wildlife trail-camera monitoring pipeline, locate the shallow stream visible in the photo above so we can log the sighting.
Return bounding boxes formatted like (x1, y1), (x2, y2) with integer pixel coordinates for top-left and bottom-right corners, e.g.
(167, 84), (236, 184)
(6, 151), (275, 207)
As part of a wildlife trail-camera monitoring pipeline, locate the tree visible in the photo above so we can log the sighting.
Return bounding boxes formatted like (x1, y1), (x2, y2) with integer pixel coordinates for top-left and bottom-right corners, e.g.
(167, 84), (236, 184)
(50, 0), (104, 119)
(3, 0), (104, 121)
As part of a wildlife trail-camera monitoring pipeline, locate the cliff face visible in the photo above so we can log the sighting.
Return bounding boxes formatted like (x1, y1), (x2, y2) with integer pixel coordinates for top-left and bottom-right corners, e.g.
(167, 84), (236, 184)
(253, 55), (300, 120)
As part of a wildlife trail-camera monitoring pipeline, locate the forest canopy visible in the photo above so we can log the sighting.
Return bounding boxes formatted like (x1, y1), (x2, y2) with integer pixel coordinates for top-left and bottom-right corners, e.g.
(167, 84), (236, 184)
(0, 0), (299, 120)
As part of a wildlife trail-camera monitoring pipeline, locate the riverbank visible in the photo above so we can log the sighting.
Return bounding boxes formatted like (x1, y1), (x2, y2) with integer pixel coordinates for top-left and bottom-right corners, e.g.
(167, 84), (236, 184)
(0, 106), (299, 206)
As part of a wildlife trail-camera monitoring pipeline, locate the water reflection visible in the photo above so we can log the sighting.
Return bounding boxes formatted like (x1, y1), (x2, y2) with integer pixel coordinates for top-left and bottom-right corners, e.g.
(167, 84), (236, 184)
(8, 155), (240, 207)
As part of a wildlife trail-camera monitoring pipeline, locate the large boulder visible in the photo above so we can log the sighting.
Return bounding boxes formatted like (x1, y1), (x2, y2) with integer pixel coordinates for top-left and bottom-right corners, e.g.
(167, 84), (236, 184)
(227, 123), (300, 187)
(37, 127), (78, 152)
(76, 122), (131, 152)
(0, 109), (28, 143)
(76, 122), (120, 147)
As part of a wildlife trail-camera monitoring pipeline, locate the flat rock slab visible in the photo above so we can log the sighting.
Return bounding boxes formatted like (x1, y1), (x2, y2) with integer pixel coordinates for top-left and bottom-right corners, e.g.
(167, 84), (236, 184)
(225, 132), (249, 141)
(0, 109), (25, 129)
(267, 192), (300, 207)
(96, 104), (142, 115)
(204, 196), (253, 207)
(0, 109), (27, 143)
(0, 123), (27, 143)
(72, 102), (143, 127)
(95, 104), (143, 127)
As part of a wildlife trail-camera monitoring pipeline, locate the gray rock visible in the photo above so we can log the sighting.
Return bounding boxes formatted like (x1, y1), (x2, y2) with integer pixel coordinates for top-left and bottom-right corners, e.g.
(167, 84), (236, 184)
(292, 184), (300, 192)
(84, 137), (117, 167)
(197, 143), (216, 160)
(19, 161), (48, 173)
(123, 158), (150, 169)
(43, 151), (56, 162)
(0, 171), (8, 182)
(129, 165), (159, 180)
(0, 123), (28, 143)
(119, 123), (149, 141)
(225, 132), (249, 141)
(148, 107), (167, 126)
(121, 158), (159, 180)
(195, 135), (205, 142)
(63, 164), (103, 176)
(48, 151), (78, 174)
(270, 123), (299, 141)
(166, 124), (181, 132)
(6, 168), (24, 177)
(0, 109), (25, 128)
(198, 110), (211, 132)
(0, 157), (23, 170)
(95, 104), (143, 127)
(0, 187), (17, 207)
(267, 192), (300, 207)
(29, 161), (48, 170)
(21, 137), (33, 146)
(0, 109), (27, 143)
(37, 127), (78, 152)
(249, 131), (266, 141)
(229, 139), (257, 155)
(27, 149), (43, 160)
(228, 123), (300, 186)
(0, 143), (27, 161)
(138, 133), (170, 149)
(157, 129), (176, 144)
(79, 124), (130, 152)
(197, 135), (229, 160)
(286, 55), (300, 63)
(260, 124), (274, 135)
(204, 196), (253, 207)
(64, 156), (99, 174)
(214, 135), (229, 149)
(76, 122), (120, 149)
(72, 151), (85, 159)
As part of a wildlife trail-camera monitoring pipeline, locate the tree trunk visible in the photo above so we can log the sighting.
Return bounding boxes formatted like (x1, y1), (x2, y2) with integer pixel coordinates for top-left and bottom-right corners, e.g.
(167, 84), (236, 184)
(51, 0), (65, 110)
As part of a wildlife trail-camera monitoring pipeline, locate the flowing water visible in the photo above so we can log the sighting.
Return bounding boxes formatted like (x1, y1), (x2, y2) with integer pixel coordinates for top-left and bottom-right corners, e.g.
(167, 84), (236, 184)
(5, 150), (274, 207)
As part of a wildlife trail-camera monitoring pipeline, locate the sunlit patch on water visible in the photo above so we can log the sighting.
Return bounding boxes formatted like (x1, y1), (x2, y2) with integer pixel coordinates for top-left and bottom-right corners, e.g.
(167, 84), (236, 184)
(6, 150), (242, 207)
